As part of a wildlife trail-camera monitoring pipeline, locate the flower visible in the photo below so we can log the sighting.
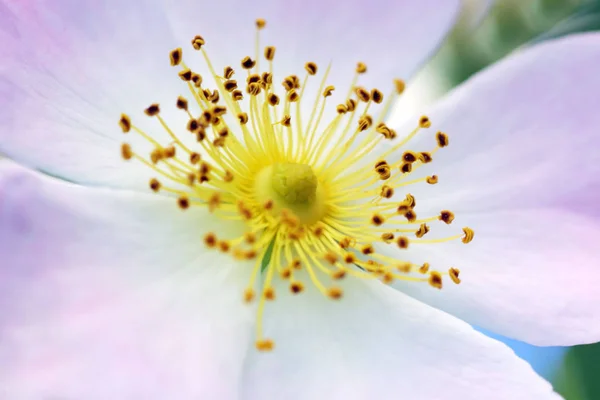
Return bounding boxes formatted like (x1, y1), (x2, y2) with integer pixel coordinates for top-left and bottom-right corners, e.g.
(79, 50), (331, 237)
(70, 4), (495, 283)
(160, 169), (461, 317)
(1, 0), (599, 399)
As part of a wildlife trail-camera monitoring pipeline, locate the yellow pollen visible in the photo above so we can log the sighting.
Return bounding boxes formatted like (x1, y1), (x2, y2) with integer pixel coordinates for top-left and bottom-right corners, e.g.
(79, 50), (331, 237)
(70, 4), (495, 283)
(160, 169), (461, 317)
(244, 288), (255, 303)
(118, 18), (475, 353)
(327, 287), (343, 299)
(256, 339), (274, 352)
(290, 281), (305, 293)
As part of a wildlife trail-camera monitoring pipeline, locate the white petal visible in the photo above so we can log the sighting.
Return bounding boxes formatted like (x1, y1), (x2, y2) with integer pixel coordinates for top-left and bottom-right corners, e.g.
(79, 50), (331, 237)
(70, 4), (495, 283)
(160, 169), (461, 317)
(158, 0), (459, 156)
(0, 0), (186, 189)
(377, 33), (600, 345)
(0, 161), (254, 398)
(240, 277), (560, 400)
(382, 209), (600, 346)
(387, 33), (600, 213)
(164, 0), (461, 92)
(2, 0), (460, 189)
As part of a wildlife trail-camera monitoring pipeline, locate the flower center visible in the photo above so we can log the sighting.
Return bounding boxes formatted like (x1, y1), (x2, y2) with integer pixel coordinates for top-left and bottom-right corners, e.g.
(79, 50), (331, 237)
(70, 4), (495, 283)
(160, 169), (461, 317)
(118, 18), (474, 353)
(254, 163), (325, 225)
(270, 163), (317, 205)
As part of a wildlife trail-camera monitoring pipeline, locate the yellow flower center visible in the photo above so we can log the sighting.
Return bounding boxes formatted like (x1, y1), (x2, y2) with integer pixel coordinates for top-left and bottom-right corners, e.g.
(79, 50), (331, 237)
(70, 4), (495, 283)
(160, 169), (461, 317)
(254, 163), (326, 225)
(270, 163), (317, 206)
(118, 18), (474, 353)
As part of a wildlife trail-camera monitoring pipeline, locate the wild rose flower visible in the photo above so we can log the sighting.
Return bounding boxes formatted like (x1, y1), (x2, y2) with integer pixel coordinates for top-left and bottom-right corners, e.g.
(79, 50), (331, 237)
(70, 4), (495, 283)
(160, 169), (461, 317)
(1, 1), (598, 399)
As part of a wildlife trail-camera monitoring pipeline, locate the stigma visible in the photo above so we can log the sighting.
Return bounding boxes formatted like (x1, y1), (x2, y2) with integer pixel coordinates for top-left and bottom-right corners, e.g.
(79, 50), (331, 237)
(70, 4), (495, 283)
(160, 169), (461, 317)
(118, 19), (474, 352)
(270, 163), (317, 206)
(254, 163), (325, 225)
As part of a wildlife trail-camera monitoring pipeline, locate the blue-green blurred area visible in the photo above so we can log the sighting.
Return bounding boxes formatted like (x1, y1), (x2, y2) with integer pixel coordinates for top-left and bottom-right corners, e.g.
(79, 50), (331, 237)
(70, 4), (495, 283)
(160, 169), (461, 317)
(401, 0), (600, 114)
(480, 329), (567, 380)
(435, 0), (600, 87)
(426, 1), (600, 399)
(478, 331), (600, 399)
(553, 343), (600, 400)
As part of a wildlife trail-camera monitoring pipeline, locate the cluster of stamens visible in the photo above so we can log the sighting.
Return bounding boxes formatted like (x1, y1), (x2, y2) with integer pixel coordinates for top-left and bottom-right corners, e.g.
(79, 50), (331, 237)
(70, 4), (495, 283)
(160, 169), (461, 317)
(119, 19), (474, 352)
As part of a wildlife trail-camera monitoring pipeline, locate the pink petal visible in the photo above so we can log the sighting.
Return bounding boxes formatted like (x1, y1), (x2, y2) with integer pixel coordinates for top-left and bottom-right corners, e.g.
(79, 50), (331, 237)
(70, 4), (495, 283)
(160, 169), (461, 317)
(0, 161), (253, 398)
(0, 0), (183, 189)
(241, 276), (559, 399)
(164, 0), (462, 88)
(379, 33), (600, 346)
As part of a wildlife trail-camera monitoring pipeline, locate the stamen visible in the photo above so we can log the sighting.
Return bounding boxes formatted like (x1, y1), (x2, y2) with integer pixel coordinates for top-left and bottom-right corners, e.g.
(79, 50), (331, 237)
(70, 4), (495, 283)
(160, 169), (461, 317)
(429, 271), (443, 289)
(118, 19), (474, 353)
(449, 268), (461, 284)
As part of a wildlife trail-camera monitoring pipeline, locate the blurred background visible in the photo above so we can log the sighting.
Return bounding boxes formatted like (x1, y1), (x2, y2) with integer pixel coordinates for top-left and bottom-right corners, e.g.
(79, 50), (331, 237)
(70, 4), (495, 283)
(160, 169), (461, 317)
(404, 0), (600, 398)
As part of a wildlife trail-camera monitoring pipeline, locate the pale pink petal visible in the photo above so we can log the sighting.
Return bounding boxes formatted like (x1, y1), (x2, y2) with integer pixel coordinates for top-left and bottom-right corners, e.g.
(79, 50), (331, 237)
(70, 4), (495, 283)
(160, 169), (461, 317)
(164, 0), (462, 97)
(0, 161), (253, 398)
(0, 0), (184, 189)
(378, 33), (600, 346)
(1, 0), (461, 189)
(241, 277), (560, 400)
